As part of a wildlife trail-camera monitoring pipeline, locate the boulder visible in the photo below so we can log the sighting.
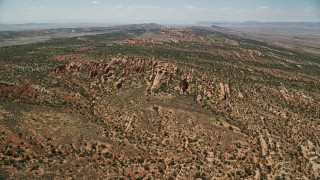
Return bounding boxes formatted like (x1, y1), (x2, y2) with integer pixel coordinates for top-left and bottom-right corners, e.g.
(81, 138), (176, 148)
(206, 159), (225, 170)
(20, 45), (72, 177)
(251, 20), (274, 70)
(151, 67), (171, 92)
(115, 79), (123, 89)
(179, 78), (189, 93)
(238, 91), (244, 99)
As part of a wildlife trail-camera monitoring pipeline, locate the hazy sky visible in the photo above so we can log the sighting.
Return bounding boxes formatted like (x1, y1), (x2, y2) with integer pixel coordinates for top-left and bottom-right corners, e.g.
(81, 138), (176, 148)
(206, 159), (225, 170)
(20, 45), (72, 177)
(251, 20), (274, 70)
(0, 0), (319, 24)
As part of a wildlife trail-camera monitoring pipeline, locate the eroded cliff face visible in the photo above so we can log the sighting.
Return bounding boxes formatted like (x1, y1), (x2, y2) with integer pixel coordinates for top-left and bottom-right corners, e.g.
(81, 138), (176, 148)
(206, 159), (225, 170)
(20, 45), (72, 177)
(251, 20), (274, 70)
(52, 55), (239, 102)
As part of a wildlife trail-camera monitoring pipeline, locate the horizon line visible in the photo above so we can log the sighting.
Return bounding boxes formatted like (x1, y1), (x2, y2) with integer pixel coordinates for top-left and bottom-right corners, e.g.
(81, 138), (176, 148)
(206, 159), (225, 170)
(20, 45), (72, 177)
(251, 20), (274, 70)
(1, 21), (320, 25)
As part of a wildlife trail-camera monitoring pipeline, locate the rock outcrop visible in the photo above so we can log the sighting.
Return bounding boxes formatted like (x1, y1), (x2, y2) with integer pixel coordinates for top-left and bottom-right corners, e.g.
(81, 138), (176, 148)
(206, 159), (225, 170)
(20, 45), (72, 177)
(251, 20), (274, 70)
(224, 39), (240, 46)
(115, 79), (123, 90)
(66, 62), (83, 72)
(151, 68), (169, 91)
(90, 70), (98, 78)
(54, 64), (66, 73)
(219, 83), (230, 100)
(151, 64), (175, 92)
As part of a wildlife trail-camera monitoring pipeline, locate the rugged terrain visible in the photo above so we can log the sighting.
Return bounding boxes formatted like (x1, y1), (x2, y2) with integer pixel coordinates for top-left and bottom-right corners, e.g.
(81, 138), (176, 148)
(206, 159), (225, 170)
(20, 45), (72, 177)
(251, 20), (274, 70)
(0, 24), (319, 179)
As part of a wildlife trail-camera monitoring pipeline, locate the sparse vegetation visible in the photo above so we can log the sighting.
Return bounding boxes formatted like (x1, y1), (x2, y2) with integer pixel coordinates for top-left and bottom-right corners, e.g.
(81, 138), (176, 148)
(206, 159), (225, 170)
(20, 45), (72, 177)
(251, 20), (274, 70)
(0, 24), (319, 179)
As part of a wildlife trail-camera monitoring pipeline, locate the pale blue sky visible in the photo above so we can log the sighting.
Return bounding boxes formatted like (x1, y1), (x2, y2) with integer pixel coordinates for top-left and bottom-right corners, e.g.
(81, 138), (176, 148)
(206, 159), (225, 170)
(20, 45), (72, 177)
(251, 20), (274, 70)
(0, 0), (319, 23)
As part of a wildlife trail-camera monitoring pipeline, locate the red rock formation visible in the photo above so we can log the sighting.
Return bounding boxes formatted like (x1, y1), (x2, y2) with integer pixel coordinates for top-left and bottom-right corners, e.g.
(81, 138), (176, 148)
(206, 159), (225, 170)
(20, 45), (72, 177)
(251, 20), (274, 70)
(219, 83), (225, 100)
(219, 83), (230, 100)
(89, 70), (98, 78)
(122, 38), (164, 45)
(66, 62), (83, 72)
(169, 37), (178, 43)
(101, 74), (108, 82)
(224, 84), (230, 99)
(105, 70), (114, 78)
(53, 53), (85, 61)
(224, 39), (240, 46)
(89, 61), (99, 71)
(115, 79), (123, 89)
(242, 49), (263, 58)
(151, 65), (175, 92)
(53, 64), (66, 73)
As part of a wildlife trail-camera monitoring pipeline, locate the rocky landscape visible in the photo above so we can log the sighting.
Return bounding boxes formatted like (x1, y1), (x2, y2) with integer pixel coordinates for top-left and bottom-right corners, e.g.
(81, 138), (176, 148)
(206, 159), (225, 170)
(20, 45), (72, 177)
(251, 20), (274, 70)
(0, 25), (319, 179)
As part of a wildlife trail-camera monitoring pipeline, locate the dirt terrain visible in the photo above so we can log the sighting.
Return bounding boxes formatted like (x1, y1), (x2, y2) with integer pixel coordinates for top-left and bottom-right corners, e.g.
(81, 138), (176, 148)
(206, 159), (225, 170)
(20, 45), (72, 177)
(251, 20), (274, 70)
(0, 23), (162, 47)
(0, 24), (319, 179)
(213, 22), (320, 56)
